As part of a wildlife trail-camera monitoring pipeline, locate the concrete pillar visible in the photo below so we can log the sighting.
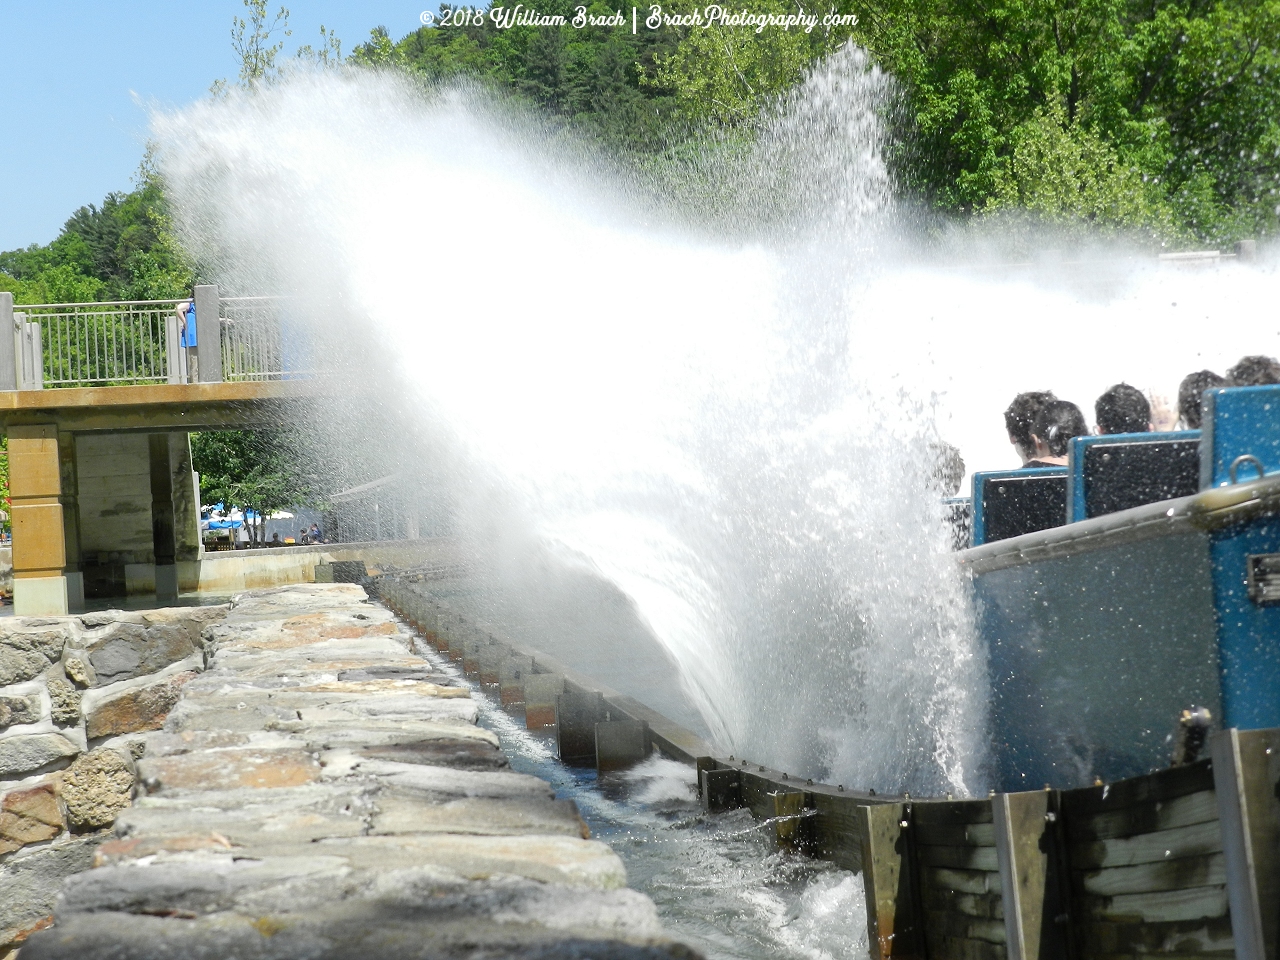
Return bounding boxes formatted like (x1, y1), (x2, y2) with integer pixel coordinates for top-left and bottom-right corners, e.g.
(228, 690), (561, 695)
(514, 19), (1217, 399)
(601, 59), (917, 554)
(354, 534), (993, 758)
(193, 284), (222, 383)
(0, 292), (17, 391)
(58, 431), (84, 611)
(170, 434), (201, 562)
(149, 433), (179, 603)
(9, 424), (68, 616)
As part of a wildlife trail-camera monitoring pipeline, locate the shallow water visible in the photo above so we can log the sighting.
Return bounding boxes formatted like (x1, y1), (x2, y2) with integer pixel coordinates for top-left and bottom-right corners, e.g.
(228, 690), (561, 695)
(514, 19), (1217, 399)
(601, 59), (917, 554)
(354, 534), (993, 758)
(409, 629), (869, 959)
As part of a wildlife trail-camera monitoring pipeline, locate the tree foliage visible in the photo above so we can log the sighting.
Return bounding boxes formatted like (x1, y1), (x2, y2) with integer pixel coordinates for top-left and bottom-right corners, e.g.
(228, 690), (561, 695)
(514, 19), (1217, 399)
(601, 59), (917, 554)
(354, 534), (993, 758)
(0, 180), (193, 305)
(191, 431), (319, 544)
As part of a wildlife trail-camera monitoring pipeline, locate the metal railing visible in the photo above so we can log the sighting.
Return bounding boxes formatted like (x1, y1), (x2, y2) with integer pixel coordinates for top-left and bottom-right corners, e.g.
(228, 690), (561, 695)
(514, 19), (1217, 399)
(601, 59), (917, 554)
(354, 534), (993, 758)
(0, 289), (301, 389)
(220, 296), (287, 382)
(14, 300), (177, 387)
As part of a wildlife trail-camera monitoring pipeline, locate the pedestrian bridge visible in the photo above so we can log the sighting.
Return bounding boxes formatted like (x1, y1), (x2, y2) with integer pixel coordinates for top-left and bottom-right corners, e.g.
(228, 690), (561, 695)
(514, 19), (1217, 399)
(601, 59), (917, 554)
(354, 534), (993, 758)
(0, 286), (323, 616)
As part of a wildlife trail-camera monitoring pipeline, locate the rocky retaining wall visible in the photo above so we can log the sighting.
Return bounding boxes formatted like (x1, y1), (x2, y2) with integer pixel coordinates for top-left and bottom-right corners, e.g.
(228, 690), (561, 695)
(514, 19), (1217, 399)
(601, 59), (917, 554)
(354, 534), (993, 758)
(13, 584), (695, 959)
(0, 604), (229, 951)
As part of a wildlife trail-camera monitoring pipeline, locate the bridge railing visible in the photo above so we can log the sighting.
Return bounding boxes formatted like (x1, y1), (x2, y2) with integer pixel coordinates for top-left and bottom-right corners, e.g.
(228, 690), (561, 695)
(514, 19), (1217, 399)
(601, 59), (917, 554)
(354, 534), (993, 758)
(0, 287), (302, 389)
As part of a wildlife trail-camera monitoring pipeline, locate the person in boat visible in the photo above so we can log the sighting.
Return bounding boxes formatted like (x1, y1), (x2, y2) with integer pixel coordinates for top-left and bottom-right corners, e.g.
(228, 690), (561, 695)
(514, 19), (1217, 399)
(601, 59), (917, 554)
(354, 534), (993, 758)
(1004, 391), (1057, 465)
(1177, 370), (1226, 429)
(1094, 383), (1152, 434)
(1025, 399), (1088, 466)
(1226, 354), (1280, 386)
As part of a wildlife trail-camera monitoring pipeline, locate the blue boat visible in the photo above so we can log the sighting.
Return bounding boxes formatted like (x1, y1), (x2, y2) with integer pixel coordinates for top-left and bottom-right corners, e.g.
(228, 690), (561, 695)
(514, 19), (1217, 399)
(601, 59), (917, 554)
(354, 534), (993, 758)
(961, 385), (1280, 792)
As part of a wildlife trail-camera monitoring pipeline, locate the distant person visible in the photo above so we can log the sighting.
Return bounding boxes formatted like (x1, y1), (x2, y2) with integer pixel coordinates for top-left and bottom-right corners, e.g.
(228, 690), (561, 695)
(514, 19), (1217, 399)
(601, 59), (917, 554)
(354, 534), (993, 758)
(269, 532), (282, 547)
(1226, 355), (1280, 386)
(930, 442), (965, 496)
(1095, 383), (1151, 435)
(1004, 391), (1057, 465)
(299, 527), (313, 545)
(1027, 400), (1088, 466)
(1177, 370), (1226, 429)
(175, 298), (197, 382)
(308, 522), (324, 543)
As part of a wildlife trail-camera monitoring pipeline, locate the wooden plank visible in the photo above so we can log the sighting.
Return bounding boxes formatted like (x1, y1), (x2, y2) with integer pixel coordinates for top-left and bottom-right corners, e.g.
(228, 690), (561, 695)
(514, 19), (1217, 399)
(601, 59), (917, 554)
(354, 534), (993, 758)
(1060, 760), (1214, 819)
(1080, 883), (1229, 923)
(859, 802), (925, 958)
(1067, 789), (1219, 842)
(926, 867), (1001, 896)
(913, 799), (994, 826)
(811, 791), (865, 872)
(1079, 852), (1226, 896)
(933, 937), (1007, 960)
(921, 885), (1003, 920)
(1070, 818), (1222, 869)
(915, 821), (997, 848)
(1076, 914), (1235, 955)
(917, 843), (1001, 872)
(924, 908), (1007, 943)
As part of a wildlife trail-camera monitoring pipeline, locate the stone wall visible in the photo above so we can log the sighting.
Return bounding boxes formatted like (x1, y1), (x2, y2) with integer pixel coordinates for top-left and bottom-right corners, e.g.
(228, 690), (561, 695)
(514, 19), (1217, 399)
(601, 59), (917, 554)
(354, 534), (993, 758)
(14, 585), (693, 959)
(0, 604), (227, 952)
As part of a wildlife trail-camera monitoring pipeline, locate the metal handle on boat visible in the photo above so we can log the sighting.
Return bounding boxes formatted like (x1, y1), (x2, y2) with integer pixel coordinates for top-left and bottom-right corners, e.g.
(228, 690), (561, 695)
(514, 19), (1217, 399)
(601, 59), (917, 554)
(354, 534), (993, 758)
(1228, 454), (1266, 484)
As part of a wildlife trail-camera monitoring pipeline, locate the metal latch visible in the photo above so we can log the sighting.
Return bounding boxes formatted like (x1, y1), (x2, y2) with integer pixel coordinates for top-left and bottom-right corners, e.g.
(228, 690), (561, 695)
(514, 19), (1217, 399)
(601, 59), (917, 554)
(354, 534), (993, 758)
(1246, 554), (1280, 605)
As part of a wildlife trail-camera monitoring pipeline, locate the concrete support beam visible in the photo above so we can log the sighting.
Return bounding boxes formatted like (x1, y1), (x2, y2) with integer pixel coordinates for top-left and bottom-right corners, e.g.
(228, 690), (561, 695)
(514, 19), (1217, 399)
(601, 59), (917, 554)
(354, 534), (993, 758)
(9, 424), (68, 616)
(149, 433), (179, 603)
(58, 430), (83, 611)
(193, 285), (222, 383)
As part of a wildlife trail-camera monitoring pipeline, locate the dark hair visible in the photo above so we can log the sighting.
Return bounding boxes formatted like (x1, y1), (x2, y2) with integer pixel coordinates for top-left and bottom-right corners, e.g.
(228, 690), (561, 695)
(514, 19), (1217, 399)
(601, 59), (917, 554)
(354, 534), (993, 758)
(930, 442), (965, 496)
(1032, 400), (1087, 457)
(1095, 383), (1151, 435)
(1177, 370), (1226, 429)
(1226, 355), (1280, 387)
(1004, 391), (1056, 460)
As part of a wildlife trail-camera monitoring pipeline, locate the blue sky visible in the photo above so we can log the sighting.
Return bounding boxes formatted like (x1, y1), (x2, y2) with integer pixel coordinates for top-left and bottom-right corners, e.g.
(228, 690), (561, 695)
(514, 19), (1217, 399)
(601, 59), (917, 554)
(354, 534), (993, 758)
(0, 2), (428, 251)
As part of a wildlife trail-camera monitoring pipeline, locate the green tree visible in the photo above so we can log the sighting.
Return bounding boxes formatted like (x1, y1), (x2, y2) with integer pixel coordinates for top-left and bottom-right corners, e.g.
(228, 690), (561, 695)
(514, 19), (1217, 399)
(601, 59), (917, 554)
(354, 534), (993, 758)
(233, 0), (292, 86)
(191, 431), (318, 546)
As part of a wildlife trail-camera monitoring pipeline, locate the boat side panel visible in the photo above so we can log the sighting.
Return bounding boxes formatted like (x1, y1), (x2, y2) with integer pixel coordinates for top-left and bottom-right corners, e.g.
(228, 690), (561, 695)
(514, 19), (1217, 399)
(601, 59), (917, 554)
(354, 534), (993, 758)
(974, 531), (1220, 792)
(1210, 517), (1280, 730)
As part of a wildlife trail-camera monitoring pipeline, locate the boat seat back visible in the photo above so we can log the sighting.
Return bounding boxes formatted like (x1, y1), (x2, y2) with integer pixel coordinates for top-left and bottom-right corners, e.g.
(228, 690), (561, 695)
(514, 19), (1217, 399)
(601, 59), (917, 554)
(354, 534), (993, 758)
(970, 468), (1068, 546)
(1201, 384), (1280, 487)
(1067, 431), (1200, 522)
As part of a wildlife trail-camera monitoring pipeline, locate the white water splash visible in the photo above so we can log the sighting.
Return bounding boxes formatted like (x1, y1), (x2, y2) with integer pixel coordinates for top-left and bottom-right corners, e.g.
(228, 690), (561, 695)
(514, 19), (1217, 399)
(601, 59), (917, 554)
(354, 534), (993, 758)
(151, 53), (1278, 800)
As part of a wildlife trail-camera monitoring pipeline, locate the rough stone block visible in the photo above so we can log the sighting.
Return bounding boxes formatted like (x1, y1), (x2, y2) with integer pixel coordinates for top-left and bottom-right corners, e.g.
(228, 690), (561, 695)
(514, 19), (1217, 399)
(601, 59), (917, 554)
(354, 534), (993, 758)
(0, 626), (75, 686)
(61, 652), (95, 688)
(371, 793), (590, 839)
(0, 783), (65, 853)
(0, 733), (79, 778)
(356, 738), (508, 771)
(45, 675), (82, 726)
(85, 670), (197, 739)
(0, 693), (42, 729)
(61, 748), (134, 831)
(88, 623), (196, 685)
(138, 746), (322, 793)
(0, 836), (99, 950)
